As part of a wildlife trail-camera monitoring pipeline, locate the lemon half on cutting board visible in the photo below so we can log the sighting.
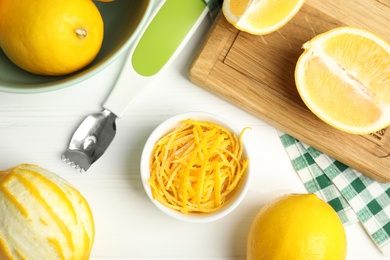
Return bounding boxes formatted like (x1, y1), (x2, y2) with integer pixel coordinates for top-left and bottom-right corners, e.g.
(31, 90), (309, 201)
(295, 26), (390, 134)
(222, 0), (305, 35)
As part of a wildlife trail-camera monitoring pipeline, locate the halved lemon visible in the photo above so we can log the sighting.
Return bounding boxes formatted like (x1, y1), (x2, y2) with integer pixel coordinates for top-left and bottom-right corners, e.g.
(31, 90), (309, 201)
(295, 26), (390, 135)
(222, 0), (306, 35)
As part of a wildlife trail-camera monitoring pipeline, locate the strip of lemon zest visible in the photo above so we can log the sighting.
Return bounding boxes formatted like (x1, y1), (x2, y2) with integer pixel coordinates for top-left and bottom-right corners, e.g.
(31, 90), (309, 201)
(214, 162), (222, 207)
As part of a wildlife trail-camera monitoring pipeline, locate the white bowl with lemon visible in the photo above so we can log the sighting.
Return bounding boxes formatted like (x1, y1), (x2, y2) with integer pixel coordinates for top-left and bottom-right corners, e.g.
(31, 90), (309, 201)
(0, 0), (156, 94)
(140, 112), (251, 223)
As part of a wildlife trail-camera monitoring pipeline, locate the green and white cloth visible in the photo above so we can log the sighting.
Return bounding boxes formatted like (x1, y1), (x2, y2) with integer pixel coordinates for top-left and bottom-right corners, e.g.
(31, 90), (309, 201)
(278, 131), (390, 255)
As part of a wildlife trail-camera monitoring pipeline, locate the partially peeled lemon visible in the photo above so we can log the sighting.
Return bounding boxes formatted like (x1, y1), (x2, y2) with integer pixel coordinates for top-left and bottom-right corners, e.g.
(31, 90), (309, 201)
(0, 164), (94, 260)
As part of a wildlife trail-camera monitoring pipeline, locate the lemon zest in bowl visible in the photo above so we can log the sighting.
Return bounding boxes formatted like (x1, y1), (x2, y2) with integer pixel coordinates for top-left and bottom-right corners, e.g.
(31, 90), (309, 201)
(148, 119), (249, 214)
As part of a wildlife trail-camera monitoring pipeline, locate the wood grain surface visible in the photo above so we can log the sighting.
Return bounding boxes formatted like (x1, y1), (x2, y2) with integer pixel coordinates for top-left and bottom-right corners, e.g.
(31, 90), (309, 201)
(189, 1), (390, 182)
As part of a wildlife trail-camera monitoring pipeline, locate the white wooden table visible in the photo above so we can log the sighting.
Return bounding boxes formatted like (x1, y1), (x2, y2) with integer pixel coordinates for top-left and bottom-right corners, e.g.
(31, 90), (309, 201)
(0, 17), (386, 260)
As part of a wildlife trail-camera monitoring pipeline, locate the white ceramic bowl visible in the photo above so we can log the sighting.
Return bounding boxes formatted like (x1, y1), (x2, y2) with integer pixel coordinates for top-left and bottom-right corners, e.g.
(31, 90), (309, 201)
(140, 112), (251, 223)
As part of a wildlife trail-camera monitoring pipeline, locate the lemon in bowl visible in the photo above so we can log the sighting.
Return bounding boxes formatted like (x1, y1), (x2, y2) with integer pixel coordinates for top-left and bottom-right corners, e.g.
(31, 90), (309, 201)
(140, 112), (251, 223)
(0, 0), (155, 94)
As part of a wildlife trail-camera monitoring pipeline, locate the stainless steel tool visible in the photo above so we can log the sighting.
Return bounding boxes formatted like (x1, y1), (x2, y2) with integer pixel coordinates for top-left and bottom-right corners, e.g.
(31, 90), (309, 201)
(62, 110), (116, 172)
(62, 0), (209, 172)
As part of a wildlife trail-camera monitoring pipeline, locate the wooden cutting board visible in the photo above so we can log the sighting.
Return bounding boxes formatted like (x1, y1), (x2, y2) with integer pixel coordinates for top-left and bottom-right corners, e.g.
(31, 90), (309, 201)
(189, 0), (390, 182)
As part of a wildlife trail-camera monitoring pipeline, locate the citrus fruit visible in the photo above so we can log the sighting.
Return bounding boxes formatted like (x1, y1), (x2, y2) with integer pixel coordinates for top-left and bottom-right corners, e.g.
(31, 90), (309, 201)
(0, 164), (94, 260)
(0, 0), (104, 76)
(295, 26), (390, 134)
(247, 193), (347, 260)
(222, 0), (306, 35)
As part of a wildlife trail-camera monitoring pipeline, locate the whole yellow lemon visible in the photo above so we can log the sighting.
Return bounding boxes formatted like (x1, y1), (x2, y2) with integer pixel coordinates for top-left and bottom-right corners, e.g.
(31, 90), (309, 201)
(247, 193), (347, 260)
(0, 0), (104, 76)
(0, 164), (94, 260)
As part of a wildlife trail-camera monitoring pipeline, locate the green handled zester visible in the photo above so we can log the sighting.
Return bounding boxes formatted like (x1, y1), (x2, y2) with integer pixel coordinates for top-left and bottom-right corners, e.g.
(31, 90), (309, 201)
(63, 0), (212, 172)
(102, 0), (209, 116)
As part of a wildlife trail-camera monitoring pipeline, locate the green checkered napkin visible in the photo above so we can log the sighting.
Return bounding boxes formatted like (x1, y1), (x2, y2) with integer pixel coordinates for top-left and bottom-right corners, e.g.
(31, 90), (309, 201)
(278, 131), (390, 255)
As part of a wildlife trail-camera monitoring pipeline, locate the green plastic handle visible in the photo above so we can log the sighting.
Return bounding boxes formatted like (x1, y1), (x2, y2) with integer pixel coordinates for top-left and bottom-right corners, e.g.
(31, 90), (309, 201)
(132, 0), (207, 76)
